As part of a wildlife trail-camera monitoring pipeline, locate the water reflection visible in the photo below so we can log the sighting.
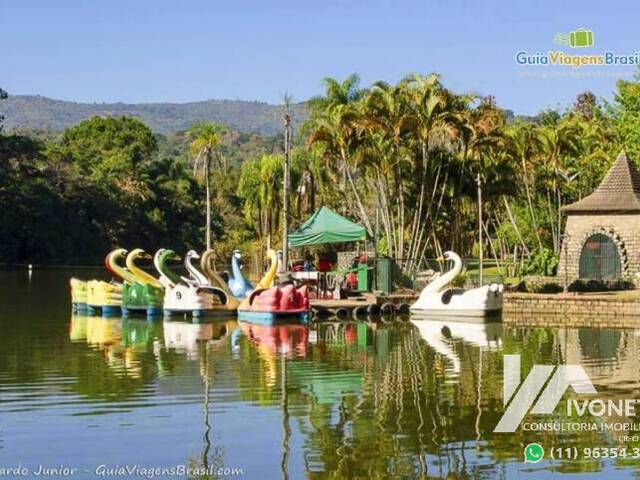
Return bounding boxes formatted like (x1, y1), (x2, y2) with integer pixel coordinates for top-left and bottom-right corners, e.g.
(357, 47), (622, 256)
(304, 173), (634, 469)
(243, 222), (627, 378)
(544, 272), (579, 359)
(163, 319), (228, 359)
(4, 272), (640, 478)
(236, 322), (309, 480)
(411, 317), (502, 373)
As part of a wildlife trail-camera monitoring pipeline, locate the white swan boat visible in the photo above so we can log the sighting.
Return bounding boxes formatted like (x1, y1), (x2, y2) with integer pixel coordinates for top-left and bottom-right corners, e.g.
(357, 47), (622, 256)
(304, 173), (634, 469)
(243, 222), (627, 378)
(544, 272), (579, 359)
(154, 249), (227, 317)
(410, 251), (503, 318)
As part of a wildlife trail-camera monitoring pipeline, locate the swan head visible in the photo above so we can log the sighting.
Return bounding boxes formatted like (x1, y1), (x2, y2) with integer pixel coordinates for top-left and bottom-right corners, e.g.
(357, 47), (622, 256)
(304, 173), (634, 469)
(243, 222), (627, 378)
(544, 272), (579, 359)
(160, 249), (179, 261)
(105, 248), (127, 274)
(109, 248), (128, 261)
(186, 249), (200, 260)
(127, 248), (150, 261)
(153, 248), (166, 263)
(441, 251), (462, 263)
(232, 250), (242, 259)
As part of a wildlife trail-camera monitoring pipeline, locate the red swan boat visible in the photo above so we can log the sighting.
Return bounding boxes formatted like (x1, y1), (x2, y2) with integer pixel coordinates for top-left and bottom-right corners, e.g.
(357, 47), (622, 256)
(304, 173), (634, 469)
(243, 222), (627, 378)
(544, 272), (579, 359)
(237, 249), (310, 325)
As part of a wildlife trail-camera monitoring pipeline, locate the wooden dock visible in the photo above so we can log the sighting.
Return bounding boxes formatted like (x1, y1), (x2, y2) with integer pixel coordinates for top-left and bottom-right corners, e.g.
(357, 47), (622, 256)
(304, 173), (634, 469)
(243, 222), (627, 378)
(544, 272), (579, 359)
(310, 291), (418, 318)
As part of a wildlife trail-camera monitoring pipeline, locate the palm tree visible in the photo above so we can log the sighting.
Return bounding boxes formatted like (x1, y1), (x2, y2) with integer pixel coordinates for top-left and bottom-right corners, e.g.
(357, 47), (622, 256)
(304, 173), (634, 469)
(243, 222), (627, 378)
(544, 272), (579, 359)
(307, 103), (373, 234)
(188, 122), (226, 250)
(307, 74), (365, 114)
(357, 81), (412, 260)
(400, 73), (459, 266)
(237, 154), (286, 247)
(305, 75), (375, 233)
(538, 121), (581, 252)
(504, 123), (545, 250)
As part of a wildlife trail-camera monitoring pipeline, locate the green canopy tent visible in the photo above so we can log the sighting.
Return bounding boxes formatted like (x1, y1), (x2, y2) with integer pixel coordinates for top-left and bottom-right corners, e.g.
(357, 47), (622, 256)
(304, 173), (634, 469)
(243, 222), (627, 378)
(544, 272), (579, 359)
(288, 206), (372, 291)
(288, 206), (367, 247)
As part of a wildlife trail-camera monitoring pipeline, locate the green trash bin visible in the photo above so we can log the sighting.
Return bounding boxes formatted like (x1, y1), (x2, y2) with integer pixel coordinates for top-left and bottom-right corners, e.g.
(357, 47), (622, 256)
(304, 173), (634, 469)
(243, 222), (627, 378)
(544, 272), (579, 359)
(376, 257), (393, 294)
(357, 263), (369, 292)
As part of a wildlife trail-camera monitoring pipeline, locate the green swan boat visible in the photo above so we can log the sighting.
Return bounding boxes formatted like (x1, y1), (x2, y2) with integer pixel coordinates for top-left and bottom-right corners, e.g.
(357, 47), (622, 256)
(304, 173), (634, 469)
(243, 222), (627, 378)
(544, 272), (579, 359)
(121, 248), (164, 317)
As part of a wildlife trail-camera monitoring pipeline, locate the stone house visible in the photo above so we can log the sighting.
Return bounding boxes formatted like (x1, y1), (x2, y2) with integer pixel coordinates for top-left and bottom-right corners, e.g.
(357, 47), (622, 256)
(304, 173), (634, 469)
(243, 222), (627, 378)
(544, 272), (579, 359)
(559, 151), (640, 283)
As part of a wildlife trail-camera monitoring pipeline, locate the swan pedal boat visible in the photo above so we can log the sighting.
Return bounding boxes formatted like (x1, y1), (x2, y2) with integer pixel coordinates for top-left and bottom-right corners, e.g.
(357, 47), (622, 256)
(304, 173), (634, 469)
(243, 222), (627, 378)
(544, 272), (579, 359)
(85, 249), (125, 316)
(121, 248), (165, 317)
(200, 249), (242, 313)
(237, 249), (310, 326)
(70, 278), (88, 311)
(410, 251), (504, 319)
(70, 249), (124, 316)
(155, 249), (235, 318)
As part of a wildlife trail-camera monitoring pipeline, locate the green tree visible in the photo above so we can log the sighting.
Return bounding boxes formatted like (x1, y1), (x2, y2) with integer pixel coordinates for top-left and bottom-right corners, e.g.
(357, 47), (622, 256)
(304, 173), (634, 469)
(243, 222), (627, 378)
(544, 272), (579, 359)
(188, 122), (227, 250)
(613, 78), (640, 163)
(237, 153), (303, 248)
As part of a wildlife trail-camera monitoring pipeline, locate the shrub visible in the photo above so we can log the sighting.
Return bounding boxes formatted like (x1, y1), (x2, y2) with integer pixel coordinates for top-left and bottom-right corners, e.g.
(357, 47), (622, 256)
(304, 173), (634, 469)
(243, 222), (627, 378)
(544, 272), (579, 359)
(522, 248), (559, 276)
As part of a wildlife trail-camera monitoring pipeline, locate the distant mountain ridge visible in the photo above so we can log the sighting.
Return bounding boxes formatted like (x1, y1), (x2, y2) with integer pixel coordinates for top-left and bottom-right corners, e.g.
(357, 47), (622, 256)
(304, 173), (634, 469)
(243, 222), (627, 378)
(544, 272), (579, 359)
(2, 95), (307, 135)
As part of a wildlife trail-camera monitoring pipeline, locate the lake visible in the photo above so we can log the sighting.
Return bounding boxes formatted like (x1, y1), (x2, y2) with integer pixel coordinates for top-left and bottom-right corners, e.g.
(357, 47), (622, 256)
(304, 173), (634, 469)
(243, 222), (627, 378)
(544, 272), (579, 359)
(1, 268), (639, 479)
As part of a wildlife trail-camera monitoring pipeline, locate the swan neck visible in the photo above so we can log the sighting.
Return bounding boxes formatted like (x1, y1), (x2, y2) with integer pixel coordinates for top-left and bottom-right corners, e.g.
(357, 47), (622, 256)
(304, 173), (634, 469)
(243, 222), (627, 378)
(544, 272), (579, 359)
(425, 253), (463, 292)
(156, 252), (180, 286)
(108, 251), (135, 283)
(126, 253), (162, 287)
(255, 249), (278, 290)
(185, 254), (208, 285)
(201, 251), (240, 306)
(231, 254), (244, 280)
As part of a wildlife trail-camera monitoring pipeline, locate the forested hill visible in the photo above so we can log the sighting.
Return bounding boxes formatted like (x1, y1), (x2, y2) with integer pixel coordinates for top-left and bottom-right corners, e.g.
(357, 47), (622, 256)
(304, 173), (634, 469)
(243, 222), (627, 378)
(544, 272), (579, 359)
(2, 95), (307, 135)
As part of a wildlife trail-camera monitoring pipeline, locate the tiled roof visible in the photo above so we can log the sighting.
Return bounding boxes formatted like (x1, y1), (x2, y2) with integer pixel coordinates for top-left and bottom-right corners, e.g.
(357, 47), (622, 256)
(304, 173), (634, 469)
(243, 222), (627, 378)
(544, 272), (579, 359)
(563, 151), (640, 214)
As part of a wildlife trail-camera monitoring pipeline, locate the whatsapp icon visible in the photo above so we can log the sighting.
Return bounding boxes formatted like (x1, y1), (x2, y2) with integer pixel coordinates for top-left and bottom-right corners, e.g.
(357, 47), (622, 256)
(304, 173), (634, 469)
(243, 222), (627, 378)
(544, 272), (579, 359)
(524, 443), (544, 463)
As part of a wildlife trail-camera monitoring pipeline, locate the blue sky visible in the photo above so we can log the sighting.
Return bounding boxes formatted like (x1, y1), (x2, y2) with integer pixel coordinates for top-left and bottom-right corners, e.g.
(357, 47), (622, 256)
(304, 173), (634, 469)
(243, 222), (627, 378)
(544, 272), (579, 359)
(2, 0), (638, 115)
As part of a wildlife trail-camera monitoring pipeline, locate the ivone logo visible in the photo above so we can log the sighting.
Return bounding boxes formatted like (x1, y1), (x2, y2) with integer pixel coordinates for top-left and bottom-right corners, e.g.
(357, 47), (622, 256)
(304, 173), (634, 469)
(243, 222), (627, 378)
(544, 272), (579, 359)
(494, 355), (597, 432)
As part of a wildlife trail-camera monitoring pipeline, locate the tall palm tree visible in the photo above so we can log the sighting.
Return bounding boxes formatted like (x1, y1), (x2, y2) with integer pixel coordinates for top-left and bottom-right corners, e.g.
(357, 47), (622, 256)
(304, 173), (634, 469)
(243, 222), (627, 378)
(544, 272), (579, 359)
(237, 154), (286, 247)
(307, 74), (365, 114)
(504, 123), (545, 250)
(307, 103), (373, 234)
(400, 73), (459, 266)
(357, 81), (412, 259)
(305, 75), (375, 233)
(539, 121), (581, 252)
(189, 122), (226, 250)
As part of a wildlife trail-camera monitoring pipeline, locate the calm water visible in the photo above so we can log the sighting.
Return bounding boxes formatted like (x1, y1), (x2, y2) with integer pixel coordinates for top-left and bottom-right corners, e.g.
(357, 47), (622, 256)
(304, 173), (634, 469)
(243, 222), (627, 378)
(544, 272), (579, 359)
(1, 269), (640, 479)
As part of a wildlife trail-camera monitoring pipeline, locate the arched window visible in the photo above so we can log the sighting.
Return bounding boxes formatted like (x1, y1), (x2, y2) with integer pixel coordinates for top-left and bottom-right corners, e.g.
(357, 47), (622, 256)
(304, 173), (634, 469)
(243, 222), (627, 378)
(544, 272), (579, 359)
(578, 233), (621, 280)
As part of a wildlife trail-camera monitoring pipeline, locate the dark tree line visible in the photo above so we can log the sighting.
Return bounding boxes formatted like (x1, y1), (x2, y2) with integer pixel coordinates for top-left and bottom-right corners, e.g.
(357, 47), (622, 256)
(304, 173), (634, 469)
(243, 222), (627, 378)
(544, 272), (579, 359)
(0, 113), (218, 264)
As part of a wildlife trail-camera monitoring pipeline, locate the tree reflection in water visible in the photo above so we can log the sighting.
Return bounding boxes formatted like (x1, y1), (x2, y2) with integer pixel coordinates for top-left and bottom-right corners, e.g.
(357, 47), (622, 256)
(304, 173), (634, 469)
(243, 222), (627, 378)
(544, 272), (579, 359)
(9, 313), (638, 478)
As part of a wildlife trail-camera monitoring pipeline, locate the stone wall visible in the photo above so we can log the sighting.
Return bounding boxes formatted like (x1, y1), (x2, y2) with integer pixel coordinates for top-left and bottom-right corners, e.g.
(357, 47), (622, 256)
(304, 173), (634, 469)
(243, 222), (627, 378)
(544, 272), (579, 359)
(557, 213), (640, 282)
(522, 275), (563, 293)
(504, 292), (640, 328)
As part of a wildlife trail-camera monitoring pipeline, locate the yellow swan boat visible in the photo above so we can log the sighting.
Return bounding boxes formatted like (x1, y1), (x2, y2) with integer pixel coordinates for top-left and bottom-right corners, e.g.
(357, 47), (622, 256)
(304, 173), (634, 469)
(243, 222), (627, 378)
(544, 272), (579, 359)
(85, 249), (127, 316)
(70, 278), (88, 311)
